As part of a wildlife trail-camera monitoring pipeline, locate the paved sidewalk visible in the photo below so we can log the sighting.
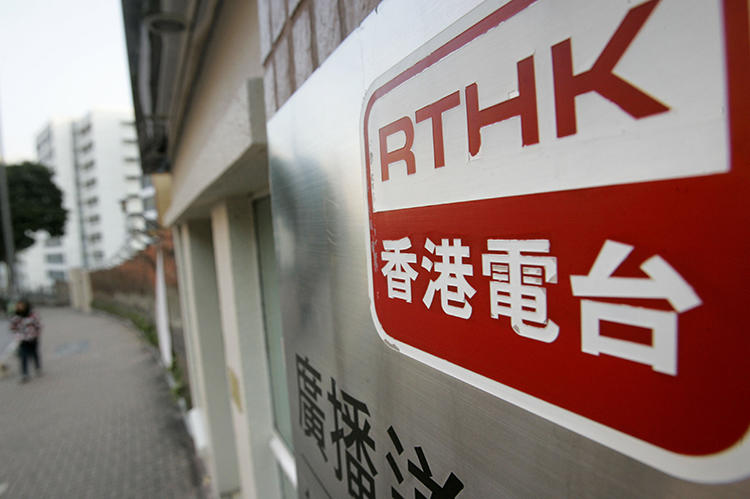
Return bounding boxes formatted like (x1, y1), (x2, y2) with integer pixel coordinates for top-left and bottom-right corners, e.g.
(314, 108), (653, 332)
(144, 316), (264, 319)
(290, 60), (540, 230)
(0, 307), (203, 498)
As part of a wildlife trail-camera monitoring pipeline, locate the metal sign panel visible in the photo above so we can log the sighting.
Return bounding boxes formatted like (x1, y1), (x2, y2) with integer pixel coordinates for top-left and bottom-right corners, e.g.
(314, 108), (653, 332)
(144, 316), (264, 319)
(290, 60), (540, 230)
(271, 0), (750, 495)
(363, 0), (750, 482)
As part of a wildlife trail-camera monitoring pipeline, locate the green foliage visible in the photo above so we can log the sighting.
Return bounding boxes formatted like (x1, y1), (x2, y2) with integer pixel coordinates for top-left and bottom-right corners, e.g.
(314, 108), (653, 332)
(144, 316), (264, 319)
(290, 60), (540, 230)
(1, 162), (67, 261)
(168, 359), (191, 407)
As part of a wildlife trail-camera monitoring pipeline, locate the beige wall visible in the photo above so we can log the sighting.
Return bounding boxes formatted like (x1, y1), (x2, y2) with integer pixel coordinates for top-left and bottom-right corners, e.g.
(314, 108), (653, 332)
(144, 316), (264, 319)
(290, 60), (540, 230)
(162, 1), (384, 497)
(163, 2), (290, 497)
(168, 0), (266, 224)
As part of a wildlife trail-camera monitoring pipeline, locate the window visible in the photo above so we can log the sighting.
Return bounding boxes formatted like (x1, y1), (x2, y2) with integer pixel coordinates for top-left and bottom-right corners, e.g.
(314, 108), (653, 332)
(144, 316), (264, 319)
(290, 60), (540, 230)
(86, 196), (98, 207)
(88, 233), (102, 243)
(122, 137), (138, 144)
(45, 237), (62, 248)
(124, 156), (140, 163)
(88, 214), (100, 224)
(143, 197), (156, 212)
(36, 127), (51, 147)
(254, 195), (295, 497)
(76, 122), (92, 135)
(79, 159), (95, 170)
(78, 142), (93, 154)
(45, 253), (65, 264)
(84, 178), (97, 188)
(37, 140), (52, 159)
(47, 270), (65, 282)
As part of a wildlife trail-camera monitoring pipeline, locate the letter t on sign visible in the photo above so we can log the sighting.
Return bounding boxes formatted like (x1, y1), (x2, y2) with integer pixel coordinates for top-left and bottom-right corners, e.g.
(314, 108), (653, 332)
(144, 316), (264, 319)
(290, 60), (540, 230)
(379, 117), (416, 181)
(416, 91), (461, 169)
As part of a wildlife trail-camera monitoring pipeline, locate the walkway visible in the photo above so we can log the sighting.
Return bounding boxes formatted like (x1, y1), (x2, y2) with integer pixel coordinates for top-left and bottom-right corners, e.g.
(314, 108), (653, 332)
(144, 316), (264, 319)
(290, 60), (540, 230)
(0, 307), (203, 498)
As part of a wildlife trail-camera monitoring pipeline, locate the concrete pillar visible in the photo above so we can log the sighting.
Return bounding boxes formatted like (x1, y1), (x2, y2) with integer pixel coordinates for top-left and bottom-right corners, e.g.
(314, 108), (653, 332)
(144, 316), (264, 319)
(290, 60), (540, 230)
(68, 268), (92, 313)
(172, 227), (201, 410)
(155, 247), (173, 367)
(172, 225), (209, 452)
(211, 198), (282, 499)
(179, 219), (241, 498)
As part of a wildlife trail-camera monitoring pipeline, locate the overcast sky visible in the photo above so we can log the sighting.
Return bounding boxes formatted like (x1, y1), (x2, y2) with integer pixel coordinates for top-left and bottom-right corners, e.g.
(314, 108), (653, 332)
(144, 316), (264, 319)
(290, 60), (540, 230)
(0, 0), (133, 163)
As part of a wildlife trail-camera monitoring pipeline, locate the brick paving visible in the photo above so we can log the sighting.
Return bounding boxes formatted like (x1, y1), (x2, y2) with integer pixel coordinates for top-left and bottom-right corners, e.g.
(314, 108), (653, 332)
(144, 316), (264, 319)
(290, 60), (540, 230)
(0, 307), (203, 498)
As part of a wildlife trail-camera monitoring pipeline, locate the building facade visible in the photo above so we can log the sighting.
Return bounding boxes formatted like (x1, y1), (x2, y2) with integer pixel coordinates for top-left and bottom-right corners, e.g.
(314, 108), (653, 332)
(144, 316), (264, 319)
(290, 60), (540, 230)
(34, 118), (81, 286)
(72, 110), (145, 269)
(20, 110), (156, 291)
(122, 1), (750, 498)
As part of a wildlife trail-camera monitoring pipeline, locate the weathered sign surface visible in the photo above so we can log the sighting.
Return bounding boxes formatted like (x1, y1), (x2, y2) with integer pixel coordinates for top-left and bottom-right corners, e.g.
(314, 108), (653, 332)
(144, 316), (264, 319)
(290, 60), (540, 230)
(362, 0), (750, 481)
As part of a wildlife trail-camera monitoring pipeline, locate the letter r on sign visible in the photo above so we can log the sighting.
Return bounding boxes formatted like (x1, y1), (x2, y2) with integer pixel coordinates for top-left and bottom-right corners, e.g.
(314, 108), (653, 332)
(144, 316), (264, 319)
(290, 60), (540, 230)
(379, 116), (416, 181)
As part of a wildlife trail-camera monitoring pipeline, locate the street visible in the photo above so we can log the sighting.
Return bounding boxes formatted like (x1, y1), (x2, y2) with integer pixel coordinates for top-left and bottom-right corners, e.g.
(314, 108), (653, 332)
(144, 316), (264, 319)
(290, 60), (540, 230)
(0, 307), (203, 498)
(0, 319), (12, 359)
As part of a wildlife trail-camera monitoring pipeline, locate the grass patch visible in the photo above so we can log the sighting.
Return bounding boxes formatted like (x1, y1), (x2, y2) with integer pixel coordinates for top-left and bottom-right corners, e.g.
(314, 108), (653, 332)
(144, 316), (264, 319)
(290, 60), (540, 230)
(168, 359), (192, 407)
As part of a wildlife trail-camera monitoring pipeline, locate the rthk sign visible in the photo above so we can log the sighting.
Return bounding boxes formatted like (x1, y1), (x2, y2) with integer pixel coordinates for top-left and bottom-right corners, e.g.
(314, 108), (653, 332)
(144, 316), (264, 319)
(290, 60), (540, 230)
(361, 0), (750, 483)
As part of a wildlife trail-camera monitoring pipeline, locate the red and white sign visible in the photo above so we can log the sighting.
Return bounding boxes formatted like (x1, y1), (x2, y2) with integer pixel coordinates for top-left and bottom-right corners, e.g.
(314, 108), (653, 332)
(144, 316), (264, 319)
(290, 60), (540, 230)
(361, 0), (750, 482)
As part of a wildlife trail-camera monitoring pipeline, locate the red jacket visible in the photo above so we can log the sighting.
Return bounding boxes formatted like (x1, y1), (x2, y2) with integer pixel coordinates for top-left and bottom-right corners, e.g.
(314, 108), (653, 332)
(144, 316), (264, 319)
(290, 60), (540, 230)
(10, 313), (42, 342)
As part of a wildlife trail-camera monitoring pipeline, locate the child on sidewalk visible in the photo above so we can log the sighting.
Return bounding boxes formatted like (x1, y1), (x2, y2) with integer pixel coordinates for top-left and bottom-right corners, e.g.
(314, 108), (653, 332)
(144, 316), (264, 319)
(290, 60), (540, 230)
(10, 299), (42, 383)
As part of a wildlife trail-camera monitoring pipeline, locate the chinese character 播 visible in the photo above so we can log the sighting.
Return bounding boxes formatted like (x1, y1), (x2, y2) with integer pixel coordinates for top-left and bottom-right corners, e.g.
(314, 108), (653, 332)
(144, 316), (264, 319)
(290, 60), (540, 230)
(386, 426), (464, 498)
(570, 240), (702, 375)
(296, 355), (327, 460)
(381, 237), (419, 303)
(481, 239), (559, 342)
(329, 379), (377, 498)
(422, 238), (476, 319)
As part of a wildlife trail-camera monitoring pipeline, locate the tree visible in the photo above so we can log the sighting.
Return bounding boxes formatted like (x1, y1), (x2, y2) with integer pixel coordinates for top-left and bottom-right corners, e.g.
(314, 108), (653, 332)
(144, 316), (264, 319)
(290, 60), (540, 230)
(0, 162), (67, 262)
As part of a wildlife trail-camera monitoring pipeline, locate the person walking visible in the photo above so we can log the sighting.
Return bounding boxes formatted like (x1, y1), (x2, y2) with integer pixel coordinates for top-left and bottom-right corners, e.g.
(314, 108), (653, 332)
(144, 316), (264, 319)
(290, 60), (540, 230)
(10, 299), (42, 383)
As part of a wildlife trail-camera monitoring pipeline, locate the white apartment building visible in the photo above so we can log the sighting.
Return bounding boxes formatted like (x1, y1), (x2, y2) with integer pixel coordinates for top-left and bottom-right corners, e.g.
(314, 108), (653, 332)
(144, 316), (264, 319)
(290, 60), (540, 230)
(18, 110), (150, 291)
(74, 110), (143, 269)
(21, 118), (82, 290)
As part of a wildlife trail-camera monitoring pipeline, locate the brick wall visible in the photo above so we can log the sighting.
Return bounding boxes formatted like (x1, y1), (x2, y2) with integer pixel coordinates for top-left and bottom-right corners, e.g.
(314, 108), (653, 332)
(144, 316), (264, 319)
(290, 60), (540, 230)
(258, 0), (381, 118)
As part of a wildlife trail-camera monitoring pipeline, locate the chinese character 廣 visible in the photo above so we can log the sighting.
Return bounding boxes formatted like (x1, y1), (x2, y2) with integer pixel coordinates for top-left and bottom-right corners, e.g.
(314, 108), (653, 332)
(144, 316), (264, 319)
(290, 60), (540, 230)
(296, 355), (327, 460)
